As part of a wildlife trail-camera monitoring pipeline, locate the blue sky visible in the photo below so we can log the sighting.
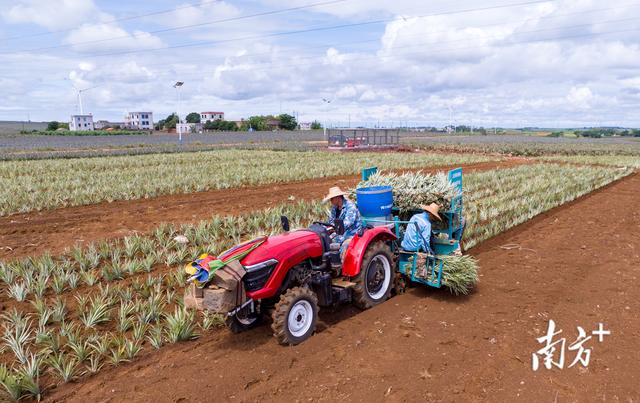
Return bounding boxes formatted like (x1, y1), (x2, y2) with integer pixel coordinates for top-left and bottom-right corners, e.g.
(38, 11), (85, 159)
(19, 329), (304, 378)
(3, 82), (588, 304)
(0, 0), (639, 127)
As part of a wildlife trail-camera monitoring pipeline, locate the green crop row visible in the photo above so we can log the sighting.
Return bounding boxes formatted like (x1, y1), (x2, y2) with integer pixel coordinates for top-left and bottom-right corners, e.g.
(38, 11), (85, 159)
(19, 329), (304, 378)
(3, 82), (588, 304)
(0, 163), (631, 400)
(0, 150), (494, 216)
(0, 201), (327, 400)
(538, 155), (640, 168)
(405, 139), (640, 157)
(31, 130), (149, 136)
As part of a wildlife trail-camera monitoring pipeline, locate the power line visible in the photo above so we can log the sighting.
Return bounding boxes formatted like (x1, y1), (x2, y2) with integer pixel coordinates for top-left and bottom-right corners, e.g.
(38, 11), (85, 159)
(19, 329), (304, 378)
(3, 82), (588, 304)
(0, 0), (347, 52)
(143, 3), (640, 70)
(147, 17), (640, 80)
(2, 0), (557, 57)
(154, 23), (640, 82)
(32, 22), (632, 112)
(0, 0), (240, 41)
(2, 4), (637, 75)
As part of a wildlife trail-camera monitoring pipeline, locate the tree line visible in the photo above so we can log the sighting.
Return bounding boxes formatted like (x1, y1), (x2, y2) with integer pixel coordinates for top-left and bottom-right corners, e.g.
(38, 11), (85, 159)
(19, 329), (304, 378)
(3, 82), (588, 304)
(155, 112), (321, 131)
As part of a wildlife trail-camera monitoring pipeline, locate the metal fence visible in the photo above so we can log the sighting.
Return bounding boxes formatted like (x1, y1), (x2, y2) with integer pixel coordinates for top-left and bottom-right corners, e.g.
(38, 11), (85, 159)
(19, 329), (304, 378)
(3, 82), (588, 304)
(327, 129), (400, 149)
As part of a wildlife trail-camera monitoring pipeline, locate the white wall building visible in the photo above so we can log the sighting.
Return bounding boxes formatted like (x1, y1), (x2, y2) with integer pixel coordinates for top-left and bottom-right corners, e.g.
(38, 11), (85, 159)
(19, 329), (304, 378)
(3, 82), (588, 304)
(70, 114), (94, 131)
(176, 122), (203, 134)
(94, 120), (124, 129)
(201, 111), (224, 121)
(125, 112), (154, 130)
(299, 122), (312, 130)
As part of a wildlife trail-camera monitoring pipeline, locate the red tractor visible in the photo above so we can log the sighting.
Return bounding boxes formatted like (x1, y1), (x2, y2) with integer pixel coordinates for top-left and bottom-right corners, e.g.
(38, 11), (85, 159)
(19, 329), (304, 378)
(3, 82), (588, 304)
(221, 220), (398, 345)
(187, 167), (464, 345)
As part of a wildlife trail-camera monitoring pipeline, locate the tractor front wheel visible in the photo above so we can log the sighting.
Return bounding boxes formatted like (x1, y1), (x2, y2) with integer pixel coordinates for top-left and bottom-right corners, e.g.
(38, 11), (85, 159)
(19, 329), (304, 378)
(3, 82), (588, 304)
(225, 305), (261, 333)
(352, 241), (394, 309)
(271, 287), (319, 345)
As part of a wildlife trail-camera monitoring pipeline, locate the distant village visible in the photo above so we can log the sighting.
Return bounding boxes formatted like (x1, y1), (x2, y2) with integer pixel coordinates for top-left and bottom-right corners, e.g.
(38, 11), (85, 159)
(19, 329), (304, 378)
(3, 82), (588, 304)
(69, 111), (317, 132)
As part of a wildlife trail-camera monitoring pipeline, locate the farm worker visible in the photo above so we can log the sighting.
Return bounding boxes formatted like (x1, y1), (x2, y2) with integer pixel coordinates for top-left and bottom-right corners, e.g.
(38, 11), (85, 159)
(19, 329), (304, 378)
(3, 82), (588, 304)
(323, 186), (363, 244)
(401, 203), (442, 254)
(453, 214), (466, 255)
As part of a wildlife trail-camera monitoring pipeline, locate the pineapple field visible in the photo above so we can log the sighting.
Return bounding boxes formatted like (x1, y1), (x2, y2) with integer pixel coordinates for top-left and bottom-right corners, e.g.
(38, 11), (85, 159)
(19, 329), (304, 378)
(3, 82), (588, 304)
(0, 144), (638, 402)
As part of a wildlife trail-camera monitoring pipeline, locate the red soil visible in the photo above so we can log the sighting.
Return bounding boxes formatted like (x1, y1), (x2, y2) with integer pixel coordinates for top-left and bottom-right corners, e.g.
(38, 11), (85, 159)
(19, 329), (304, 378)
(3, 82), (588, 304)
(46, 172), (640, 402)
(0, 159), (528, 261)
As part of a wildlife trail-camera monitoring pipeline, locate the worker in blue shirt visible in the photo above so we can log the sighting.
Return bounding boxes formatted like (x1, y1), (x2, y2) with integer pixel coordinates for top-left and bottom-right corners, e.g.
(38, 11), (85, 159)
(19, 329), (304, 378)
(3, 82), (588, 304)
(401, 203), (442, 254)
(324, 186), (362, 244)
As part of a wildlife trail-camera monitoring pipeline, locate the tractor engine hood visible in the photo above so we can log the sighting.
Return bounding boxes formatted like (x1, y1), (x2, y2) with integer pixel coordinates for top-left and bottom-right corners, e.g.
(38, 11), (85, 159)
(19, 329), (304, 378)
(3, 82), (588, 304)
(221, 230), (325, 299)
(219, 230), (324, 268)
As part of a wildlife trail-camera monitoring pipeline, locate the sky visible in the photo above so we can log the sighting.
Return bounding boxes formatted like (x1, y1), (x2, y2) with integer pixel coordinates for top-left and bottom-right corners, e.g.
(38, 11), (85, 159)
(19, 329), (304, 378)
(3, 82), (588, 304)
(0, 0), (639, 127)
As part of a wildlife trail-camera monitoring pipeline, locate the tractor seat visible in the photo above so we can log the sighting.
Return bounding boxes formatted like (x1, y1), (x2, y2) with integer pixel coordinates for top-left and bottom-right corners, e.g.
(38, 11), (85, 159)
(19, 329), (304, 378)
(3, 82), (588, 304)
(308, 223), (331, 253)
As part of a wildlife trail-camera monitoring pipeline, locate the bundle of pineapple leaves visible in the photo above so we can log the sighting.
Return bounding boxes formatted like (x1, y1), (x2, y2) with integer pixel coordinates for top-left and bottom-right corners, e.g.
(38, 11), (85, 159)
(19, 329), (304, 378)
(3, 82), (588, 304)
(438, 255), (479, 295)
(404, 254), (479, 295)
(353, 170), (460, 214)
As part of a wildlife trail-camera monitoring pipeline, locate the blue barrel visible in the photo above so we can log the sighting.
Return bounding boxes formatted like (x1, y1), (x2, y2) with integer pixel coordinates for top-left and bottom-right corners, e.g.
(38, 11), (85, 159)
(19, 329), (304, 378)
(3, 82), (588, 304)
(356, 186), (393, 217)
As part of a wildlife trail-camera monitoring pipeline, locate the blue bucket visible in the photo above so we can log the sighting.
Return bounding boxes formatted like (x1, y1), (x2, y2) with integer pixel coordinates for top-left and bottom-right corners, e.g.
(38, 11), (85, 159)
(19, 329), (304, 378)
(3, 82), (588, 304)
(356, 186), (393, 217)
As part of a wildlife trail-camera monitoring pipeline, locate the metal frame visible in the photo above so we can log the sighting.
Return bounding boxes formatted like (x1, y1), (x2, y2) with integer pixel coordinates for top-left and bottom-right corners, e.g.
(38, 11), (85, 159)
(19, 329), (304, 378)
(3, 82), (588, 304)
(327, 129), (400, 149)
(362, 217), (444, 288)
(359, 167), (464, 289)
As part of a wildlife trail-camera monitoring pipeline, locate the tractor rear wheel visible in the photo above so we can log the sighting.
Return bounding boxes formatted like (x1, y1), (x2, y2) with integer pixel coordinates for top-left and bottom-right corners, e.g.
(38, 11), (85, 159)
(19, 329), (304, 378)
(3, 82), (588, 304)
(352, 241), (394, 309)
(271, 287), (318, 345)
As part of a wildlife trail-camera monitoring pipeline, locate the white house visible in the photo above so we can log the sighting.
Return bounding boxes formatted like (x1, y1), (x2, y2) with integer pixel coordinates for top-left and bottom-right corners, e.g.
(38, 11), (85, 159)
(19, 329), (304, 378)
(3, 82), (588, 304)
(70, 114), (94, 131)
(125, 112), (154, 130)
(200, 111), (224, 122)
(94, 120), (124, 129)
(299, 122), (312, 130)
(176, 122), (203, 134)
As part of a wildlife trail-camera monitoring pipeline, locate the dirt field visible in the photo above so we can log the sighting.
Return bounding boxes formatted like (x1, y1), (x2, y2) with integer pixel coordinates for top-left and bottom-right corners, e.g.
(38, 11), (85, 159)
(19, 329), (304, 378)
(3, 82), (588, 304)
(44, 172), (640, 402)
(0, 159), (526, 261)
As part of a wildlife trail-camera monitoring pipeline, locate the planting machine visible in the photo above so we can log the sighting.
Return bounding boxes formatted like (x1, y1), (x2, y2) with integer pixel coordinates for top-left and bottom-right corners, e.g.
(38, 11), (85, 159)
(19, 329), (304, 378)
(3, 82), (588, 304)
(186, 167), (465, 345)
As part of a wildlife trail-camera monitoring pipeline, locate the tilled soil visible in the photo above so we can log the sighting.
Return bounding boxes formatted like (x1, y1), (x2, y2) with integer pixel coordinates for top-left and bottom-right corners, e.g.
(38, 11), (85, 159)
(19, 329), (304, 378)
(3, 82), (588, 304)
(47, 173), (640, 402)
(0, 159), (526, 261)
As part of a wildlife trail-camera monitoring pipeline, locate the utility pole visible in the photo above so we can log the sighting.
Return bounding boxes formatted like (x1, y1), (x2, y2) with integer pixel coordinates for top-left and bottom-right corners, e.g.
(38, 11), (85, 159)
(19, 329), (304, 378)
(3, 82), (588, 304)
(322, 98), (331, 140)
(173, 81), (184, 144)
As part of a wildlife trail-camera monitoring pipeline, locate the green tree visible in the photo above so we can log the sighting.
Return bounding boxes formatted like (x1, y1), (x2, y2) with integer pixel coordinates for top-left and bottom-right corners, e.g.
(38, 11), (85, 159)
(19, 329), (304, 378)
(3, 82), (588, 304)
(186, 112), (201, 123)
(203, 120), (217, 130)
(243, 116), (268, 131)
(47, 121), (59, 131)
(204, 119), (238, 131)
(311, 120), (322, 130)
(162, 113), (178, 129)
(223, 121), (238, 131)
(278, 114), (297, 130)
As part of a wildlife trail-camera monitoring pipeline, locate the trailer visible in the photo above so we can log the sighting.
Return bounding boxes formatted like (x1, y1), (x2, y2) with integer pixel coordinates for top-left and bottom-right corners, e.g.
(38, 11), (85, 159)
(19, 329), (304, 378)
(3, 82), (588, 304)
(360, 167), (464, 288)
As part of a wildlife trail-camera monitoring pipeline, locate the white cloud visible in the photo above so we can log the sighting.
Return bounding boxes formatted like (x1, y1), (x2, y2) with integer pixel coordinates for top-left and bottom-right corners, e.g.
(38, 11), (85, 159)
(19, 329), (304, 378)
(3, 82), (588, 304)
(69, 61), (155, 86)
(158, 1), (240, 27)
(323, 47), (346, 65)
(2, 0), (104, 30)
(1, 0), (640, 126)
(64, 23), (164, 52)
(335, 84), (357, 99)
(566, 86), (593, 109)
(78, 62), (95, 71)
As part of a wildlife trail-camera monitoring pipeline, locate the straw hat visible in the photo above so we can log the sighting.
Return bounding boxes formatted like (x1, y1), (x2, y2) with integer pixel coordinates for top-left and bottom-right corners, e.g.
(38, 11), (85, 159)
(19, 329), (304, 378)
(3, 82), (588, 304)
(323, 186), (347, 202)
(421, 202), (442, 221)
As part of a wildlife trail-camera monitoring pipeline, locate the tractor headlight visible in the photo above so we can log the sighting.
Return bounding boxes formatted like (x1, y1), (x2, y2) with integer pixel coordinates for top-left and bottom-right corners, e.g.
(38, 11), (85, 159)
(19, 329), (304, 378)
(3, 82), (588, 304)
(243, 259), (278, 292)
